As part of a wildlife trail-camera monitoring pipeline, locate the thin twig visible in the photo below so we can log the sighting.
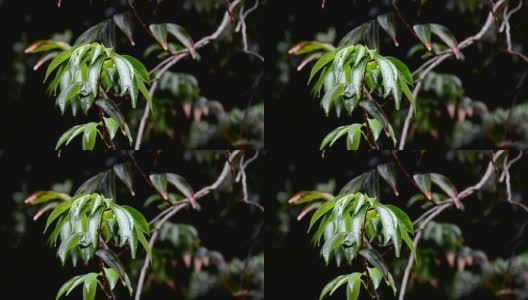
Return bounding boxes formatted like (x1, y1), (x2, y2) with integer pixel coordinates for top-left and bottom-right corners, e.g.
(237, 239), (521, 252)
(135, 151), (241, 300)
(134, 0), (244, 149)
(398, 151), (504, 300)
(399, 0), (507, 149)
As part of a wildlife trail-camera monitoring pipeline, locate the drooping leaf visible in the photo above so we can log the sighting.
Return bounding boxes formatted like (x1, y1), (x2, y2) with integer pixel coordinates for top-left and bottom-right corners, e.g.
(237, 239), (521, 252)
(413, 173), (432, 200)
(96, 249), (126, 283)
(165, 173), (195, 208)
(113, 163), (134, 196)
(320, 125), (350, 150)
(45, 200), (72, 232)
(103, 267), (119, 290)
(113, 12), (135, 46)
(385, 204), (413, 233)
(166, 23), (196, 58)
(430, 173), (460, 207)
(367, 267), (383, 289)
(149, 174), (168, 200)
(112, 54), (134, 96)
(103, 117), (119, 140)
(367, 118), (383, 142)
(319, 274), (350, 300)
(377, 13), (398, 46)
(57, 82), (83, 114)
(413, 24), (432, 50)
(56, 275), (86, 300)
(82, 123), (99, 150)
(377, 163), (398, 196)
(149, 24), (169, 50)
(346, 273), (363, 300)
(111, 206), (135, 255)
(58, 233), (82, 265)
(359, 248), (389, 278)
(309, 200), (335, 232)
(82, 273), (99, 300)
(430, 24), (459, 58)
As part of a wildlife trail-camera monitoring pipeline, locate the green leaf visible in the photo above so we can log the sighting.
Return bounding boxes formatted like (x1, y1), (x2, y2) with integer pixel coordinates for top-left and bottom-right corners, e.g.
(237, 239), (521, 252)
(113, 12), (135, 46)
(111, 206), (135, 255)
(359, 249), (389, 277)
(377, 163), (398, 196)
(309, 51), (336, 84)
(322, 233), (345, 264)
(57, 82), (83, 114)
(367, 267), (383, 289)
(346, 205), (367, 249)
(87, 206), (103, 249)
(320, 125), (350, 150)
(413, 173), (432, 200)
(386, 56), (413, 84)
(95, 98), (132, 143)
(103, 117), (119, 140)
(377, 13), (398, 46)
(359, 100), (390, 129)
(374, 56), (396, 98)
(87, 56), (103, 97)
(339, 23), (369, 47)
(149, 24), (169, 50)
(319, 274), (349, 300)
(103, 268), (119, 290)
(149, 174), (168, 200)
(430, 24), (459, 58)
(58, 233), (82, 265)
(121, 55), (150, 83)
(387, 273), (397, 295)
(346, 124), (363, 150)
(113, 163), (134, 196)
(121, 205), (149, 234)
(413, 24), (432, 50)
(166, 23), (196, 58)
(135, 227), (152, 264)
(82, 123), (99, 150)
(399, 77), (415, 110)
(135, 77), (152, 113)
(385, 204), (413, 233)
(46, 49), (72, 81)
(376, 204), (401, 256)
(96, 249), (126, 282)
(112, 54), (134, 96)
(82, 273), (99, 300)
(400, 227), (416, 260)
(321, 84), (345, 115)
(165, 173), (195, 207)
(45, 201), (72, 232)
(367, 118), (382, 142)
(56, 275), (86, 300)
(309, 200), (335, 232)
(430, 173), (460, 207)
(346, 273), (362, 300)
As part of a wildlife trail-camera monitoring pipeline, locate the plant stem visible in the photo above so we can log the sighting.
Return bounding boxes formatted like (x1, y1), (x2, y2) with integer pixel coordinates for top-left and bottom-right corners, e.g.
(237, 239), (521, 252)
(362, 257), (380, 300)
(97, 211), (117, 300)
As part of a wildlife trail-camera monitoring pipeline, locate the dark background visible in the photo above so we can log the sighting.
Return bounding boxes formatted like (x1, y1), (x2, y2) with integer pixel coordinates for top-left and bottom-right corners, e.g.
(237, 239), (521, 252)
(268, 0), (528, 149)
(267, 150), (528, 299)
(0, 0), (263, 149)
(0, 150), (264, 299)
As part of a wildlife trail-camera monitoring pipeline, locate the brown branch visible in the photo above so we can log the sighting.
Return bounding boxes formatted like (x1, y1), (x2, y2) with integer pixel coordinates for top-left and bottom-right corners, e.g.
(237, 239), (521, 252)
(134, 0), (243, 149)
(135, 151), (241, 300)
(398, 151), (504, 300)
(398, 0), (508, 149)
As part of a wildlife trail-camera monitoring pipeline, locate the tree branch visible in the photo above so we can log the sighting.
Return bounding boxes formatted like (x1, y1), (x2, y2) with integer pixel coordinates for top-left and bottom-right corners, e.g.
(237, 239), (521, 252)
(134, 0), (244, 149)
(398, 151), (504, 300)
(135, 150), (242, 300)
(398, 0), (507, 149)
